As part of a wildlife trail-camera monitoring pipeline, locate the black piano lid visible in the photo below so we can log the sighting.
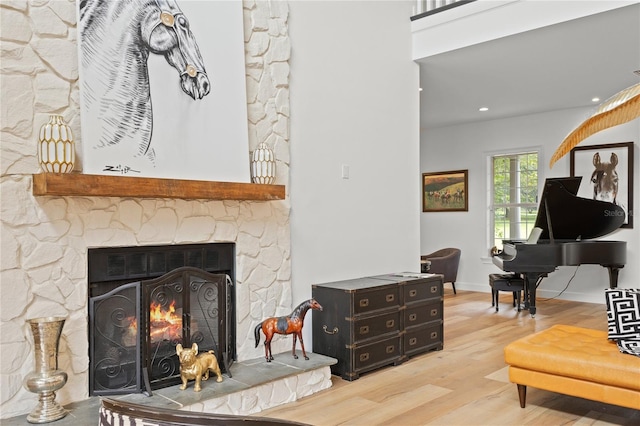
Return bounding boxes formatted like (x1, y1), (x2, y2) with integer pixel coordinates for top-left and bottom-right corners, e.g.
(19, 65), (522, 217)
(534, 177), (625, 241)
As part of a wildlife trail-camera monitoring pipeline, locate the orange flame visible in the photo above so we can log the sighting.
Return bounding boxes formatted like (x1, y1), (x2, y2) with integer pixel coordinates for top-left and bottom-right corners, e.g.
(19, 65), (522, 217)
(149, 300), (182, 343)
(150, 300), (179, 323)
(123, 300), (183, 346)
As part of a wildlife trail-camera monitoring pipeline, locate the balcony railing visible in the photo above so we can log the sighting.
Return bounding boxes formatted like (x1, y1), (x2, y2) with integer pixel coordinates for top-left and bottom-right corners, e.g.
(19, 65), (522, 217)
(411, 0), (476, 21)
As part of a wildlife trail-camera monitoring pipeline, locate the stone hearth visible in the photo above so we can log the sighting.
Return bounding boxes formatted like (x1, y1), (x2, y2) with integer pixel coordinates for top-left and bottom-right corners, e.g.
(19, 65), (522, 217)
(3, 352), (336, 425)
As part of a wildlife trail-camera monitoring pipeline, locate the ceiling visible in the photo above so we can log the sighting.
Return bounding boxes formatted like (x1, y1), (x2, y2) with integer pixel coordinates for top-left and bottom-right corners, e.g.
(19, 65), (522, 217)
(418, 3), (640, 130)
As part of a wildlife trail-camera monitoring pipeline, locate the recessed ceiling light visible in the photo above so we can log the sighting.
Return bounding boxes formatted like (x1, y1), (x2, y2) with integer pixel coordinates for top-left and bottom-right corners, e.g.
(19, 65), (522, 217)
(419, 87), (423, 92)
(479, 107), (489, 112)
(591, 97), (600, 102)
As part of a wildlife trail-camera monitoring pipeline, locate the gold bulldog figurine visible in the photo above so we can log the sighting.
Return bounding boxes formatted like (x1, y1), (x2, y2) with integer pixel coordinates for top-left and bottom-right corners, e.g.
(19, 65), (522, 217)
(176, 343), (223, 392)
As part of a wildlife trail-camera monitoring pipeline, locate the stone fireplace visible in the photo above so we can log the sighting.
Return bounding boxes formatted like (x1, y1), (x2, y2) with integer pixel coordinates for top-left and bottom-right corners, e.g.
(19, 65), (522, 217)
(88, 244), (236, 395)
(0, 1), (295, 419)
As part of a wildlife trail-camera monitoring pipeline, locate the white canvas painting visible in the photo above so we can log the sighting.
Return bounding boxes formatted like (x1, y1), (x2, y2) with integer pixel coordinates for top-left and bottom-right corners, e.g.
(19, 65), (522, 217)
(78, 0), (250, 182)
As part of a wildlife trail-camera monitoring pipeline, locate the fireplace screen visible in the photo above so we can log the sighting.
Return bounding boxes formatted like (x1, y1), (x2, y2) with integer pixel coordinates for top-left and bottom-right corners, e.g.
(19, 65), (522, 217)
(89, 267), (232, 396)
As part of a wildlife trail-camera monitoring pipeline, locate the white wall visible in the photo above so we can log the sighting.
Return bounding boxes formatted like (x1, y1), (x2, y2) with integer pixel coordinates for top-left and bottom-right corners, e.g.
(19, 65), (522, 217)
(288, 1), (420, 344)
(421, 107), (639, 303)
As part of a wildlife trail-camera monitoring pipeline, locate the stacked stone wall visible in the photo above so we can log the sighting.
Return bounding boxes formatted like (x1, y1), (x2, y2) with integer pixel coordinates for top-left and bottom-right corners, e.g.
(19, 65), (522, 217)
(0, 0), (291, 418)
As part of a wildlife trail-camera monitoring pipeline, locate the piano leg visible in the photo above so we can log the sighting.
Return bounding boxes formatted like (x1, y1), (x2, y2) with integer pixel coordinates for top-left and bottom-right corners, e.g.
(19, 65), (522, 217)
(605, 265), (624, 288)
(523, 273), (535, 316)
(523, 272), (546, 317)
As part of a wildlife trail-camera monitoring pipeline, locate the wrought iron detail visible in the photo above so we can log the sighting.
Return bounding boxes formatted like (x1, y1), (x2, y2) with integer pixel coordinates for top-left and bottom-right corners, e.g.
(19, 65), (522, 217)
(89, 260), (234, 395)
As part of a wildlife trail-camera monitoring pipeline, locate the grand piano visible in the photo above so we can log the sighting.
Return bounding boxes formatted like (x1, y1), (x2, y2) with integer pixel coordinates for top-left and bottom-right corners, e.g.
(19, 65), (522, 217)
(492, 177), (627, 316)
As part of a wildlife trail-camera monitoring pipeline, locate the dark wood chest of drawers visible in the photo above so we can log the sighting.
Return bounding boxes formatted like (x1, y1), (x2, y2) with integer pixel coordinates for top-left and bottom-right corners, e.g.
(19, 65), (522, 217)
(312, 273), (443, 380)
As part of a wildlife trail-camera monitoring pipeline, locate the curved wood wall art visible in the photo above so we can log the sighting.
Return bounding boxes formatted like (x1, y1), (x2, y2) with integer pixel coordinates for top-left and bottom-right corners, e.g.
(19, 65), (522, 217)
(550, 82), (640, 168)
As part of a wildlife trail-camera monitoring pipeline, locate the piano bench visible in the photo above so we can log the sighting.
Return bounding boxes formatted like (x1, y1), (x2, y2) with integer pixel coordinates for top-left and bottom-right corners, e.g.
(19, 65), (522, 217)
(504, 324), (640, 410)
(489, 273), (524, 312)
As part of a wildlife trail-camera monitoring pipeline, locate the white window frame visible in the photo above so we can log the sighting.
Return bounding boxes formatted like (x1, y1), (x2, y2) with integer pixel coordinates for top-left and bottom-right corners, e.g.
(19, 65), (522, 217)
(486, 147), (543, 252)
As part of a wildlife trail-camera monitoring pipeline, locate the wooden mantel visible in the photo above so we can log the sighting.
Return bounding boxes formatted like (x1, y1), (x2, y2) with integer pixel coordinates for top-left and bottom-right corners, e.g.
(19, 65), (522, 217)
(32, 173), (285, 201)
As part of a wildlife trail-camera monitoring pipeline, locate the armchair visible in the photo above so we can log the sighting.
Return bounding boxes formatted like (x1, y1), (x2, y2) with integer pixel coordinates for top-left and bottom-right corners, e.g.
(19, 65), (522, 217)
(421, 248), (461, 294)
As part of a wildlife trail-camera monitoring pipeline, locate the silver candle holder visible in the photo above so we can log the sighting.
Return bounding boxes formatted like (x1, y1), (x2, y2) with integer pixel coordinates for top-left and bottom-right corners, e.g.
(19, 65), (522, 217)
(23, 316), (68, 423)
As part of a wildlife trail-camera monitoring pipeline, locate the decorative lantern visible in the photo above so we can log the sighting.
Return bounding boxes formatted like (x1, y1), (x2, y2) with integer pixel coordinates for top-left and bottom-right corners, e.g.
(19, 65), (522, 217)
(37, 115), (75, 173)
(250, 142), (276, 184)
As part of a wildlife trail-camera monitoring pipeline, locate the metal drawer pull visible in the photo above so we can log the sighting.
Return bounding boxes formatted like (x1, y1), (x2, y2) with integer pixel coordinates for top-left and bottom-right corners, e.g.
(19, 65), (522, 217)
(408, 313), (417, 322)
(409, 337), (417, 346)
(360, 353), (370, 362)
(359, 299), (369, 307)
(430, 286), (438, 293)
(386, 319), (395, 328)
(430, 331), (438, 339)
(322, 325), (339, 335)
(386, 345), (395, 354)
(386, 294), (395, 302)
(409, 289), (417, 298)
(430, 309), (438, 317)
(359, 325), (369, 335)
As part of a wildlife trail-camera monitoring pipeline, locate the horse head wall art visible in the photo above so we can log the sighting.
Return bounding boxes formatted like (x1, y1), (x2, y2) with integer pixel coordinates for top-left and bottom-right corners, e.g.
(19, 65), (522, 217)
(591, 152), (619, 204)
(254, 299), (323, 362)
(79, 0), (210, 171)
(571, 142), (633, 229)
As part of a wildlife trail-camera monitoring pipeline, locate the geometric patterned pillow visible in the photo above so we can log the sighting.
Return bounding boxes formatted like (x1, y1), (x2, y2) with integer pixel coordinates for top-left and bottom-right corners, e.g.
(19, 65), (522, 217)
(605, 288), (640, 357)
(616, 339), (640, 357)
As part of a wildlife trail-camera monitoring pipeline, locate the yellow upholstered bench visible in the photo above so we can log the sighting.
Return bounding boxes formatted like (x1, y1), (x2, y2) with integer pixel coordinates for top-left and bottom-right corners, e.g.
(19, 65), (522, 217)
(504, 324), (640, 410)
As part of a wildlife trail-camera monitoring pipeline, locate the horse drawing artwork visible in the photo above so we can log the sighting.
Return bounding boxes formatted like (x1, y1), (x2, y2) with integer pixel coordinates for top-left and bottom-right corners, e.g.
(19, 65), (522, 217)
(591, 152), (619, 203)
(254, 299), (323, 362)
(79, 0), (210, 167)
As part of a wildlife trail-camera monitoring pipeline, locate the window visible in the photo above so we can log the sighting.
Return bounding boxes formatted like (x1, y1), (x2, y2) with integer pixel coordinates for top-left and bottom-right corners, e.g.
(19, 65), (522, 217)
(490, 151), (539, 250)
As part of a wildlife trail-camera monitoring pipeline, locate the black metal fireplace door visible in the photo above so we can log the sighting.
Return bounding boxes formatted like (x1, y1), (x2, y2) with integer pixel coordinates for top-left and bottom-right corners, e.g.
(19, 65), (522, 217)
(89, 267), (233, 396)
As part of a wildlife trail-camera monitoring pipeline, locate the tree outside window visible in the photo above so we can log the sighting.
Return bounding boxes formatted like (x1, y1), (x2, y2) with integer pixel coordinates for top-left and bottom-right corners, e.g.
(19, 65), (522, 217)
(491, 152), (539, 250)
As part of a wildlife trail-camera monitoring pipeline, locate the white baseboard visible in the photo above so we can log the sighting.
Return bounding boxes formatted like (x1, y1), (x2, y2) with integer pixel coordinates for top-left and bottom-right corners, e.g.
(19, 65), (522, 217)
(453, 282), (606, 305)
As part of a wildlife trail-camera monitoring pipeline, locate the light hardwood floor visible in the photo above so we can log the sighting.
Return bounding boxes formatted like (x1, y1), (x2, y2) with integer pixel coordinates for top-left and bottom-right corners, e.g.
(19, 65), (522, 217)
(257, 290), (640, 425)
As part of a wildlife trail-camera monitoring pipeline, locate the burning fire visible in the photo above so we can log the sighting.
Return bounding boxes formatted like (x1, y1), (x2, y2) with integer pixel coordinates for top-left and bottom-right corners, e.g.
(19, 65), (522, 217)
(149, 300), (182, 343)
(151, 300), (177, 322)
(122, 300), (183, 346)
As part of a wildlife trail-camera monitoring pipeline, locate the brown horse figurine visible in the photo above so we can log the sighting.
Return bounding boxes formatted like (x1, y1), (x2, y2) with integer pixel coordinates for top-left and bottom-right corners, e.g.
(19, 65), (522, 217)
(254, 298), (323, 362)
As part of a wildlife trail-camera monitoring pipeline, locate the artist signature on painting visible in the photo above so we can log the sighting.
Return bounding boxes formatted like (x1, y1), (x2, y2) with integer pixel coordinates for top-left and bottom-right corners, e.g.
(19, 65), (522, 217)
(103, 165), (140, 174)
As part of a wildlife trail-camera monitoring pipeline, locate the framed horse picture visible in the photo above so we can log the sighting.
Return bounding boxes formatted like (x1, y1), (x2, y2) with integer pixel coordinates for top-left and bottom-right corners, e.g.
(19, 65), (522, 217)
(570, 142), (634, 229)
(78, 0), (250, 182)
(422, 170), (468, 212)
